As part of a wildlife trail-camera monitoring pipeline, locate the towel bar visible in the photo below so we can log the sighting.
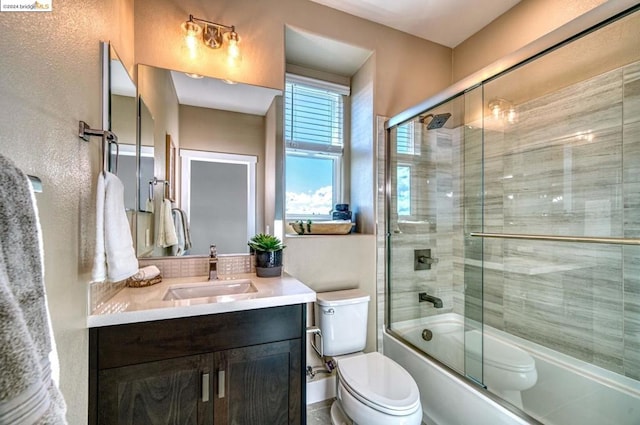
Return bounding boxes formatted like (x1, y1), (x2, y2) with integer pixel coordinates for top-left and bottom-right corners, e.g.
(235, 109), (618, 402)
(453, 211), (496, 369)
(78, 120), (119, 174)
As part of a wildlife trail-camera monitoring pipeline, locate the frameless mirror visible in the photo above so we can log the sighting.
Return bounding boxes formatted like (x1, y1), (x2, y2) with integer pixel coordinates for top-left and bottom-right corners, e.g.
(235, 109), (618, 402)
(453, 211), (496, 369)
(107, 45), (136, 207)
(135, 64), (282, 258)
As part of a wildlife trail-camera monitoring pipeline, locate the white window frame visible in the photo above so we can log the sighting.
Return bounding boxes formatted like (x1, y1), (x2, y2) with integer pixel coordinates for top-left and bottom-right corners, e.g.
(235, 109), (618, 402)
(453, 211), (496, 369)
(180, 149), (257, 240)
(284, 74), (348, 221)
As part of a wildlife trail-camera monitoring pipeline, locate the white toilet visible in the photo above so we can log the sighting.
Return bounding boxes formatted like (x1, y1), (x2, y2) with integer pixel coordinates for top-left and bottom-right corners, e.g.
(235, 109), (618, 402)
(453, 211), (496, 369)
(315, 289), (422, 425)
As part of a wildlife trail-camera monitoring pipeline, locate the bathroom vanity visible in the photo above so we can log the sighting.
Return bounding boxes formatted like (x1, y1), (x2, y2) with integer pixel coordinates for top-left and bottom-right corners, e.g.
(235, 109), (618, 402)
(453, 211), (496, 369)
(88, 274), (315, 425)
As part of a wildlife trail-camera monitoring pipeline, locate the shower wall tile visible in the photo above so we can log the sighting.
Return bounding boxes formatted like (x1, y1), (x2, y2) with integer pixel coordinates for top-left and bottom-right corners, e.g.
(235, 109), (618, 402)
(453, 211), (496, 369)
(380, 61), (639, 380)
(623, 62), (640, 125)
(623, 246), (640, 379)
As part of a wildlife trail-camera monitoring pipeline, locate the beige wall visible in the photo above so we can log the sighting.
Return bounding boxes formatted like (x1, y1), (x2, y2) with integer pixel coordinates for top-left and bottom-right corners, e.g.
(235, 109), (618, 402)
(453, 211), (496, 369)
(0, 0), (134, 423)
(179, 105), (266, 233)
(283, 235), (378, 358)
(350, 54), (376, 234)
(134, 0), (452, 119)
(111, 94), (137, 145)
(452, 0), (609, 82)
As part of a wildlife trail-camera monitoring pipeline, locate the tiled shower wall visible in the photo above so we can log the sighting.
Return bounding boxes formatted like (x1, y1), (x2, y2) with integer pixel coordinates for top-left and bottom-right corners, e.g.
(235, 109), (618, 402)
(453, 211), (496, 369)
(478, 61), (640, 379)
(381, 60), (640, 380)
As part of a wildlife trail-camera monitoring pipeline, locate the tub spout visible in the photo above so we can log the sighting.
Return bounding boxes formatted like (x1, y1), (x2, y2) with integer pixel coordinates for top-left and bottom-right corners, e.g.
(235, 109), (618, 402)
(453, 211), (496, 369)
(419, 292), (443, 308)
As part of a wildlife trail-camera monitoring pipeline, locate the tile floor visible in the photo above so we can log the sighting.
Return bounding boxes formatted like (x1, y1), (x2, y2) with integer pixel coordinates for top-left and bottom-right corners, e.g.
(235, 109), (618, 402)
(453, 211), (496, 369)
(307, 399), (333, 424)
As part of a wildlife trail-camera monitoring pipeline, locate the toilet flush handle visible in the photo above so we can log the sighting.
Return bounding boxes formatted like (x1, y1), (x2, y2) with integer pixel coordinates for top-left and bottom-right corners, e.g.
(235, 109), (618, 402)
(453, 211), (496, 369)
(323, 308), (335, 315)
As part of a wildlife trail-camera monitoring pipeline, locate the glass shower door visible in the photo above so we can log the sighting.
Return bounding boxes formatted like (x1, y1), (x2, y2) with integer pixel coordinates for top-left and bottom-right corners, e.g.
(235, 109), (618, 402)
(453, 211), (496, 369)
(387, 91), (485, 385)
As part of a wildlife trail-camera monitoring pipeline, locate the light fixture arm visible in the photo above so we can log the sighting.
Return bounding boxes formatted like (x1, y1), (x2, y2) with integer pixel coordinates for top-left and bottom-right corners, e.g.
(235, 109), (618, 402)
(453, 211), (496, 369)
(188, 14), (235, 33)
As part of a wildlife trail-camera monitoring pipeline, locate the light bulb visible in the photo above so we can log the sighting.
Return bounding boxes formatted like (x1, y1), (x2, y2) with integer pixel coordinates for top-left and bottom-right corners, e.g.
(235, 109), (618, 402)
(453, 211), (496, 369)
(182, 19), (202, 59)
(492, 104), (501, 119)
(226, 31), (242, 67)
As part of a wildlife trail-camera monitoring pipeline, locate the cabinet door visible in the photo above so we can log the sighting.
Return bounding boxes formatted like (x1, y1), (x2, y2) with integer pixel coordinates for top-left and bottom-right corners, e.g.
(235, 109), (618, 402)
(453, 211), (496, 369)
(214, 339), (301, 425)
(98, 354), (213, 425)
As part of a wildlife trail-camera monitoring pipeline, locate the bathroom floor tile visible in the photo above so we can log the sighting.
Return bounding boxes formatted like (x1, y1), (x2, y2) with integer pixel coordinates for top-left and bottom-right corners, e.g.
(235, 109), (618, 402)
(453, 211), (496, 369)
(307, 399), (333, 424)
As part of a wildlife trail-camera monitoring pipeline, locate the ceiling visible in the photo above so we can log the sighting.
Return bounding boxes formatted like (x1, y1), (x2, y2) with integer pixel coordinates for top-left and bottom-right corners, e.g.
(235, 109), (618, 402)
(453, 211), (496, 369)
(170, 71), (281, 115)
(309, 0), (521, 48)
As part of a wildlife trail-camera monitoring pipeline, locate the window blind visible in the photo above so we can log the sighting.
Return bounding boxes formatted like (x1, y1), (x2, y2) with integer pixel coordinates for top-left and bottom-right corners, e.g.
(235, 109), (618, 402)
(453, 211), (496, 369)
(396, 122), (415, 154)
(285, 80), (344, 154)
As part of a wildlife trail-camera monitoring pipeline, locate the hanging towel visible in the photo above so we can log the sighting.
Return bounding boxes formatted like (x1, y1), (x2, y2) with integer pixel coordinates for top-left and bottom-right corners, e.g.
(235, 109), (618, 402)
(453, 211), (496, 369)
(156, 199), (178, 248)
(0, 154), (67, 424)
(92, 172), (138, 282)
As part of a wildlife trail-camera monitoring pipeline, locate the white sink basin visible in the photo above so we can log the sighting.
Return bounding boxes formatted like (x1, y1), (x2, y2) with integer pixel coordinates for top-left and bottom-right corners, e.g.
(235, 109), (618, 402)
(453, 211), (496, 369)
(163, 279), (257, 302)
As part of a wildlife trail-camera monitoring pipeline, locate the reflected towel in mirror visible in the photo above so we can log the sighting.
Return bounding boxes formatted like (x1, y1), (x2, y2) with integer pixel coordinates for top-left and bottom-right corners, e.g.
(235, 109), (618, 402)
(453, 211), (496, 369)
(157, 198), (178, 248)
(92, 171), (138, 282)
(170, 208), (192, 255)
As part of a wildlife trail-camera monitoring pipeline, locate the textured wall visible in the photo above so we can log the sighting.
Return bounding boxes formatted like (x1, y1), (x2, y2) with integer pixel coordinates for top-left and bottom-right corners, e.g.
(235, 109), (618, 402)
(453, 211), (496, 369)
(350, 54), (376, 234)
(133, 0), (452, 119)
(0, 0), (134, 423)
(452, 0), (609, 82)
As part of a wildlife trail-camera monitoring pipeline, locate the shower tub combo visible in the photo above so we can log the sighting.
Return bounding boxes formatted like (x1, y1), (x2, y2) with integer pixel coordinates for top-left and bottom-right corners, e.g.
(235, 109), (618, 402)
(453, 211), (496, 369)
(381, 5), (640, 425)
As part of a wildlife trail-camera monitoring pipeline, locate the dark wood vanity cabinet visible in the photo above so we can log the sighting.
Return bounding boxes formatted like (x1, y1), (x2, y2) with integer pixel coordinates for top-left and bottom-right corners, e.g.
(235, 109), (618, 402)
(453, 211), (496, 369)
(89, 305), (306, 425)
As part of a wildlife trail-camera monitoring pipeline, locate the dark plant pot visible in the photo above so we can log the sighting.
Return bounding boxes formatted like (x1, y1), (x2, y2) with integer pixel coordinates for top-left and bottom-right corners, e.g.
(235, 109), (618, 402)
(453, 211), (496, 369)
(255, 250), (283, 277)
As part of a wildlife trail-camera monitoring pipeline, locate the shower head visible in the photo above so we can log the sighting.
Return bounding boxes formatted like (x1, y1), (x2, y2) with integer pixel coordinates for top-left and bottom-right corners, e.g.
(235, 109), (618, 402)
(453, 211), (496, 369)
(419, 113), (451, 130)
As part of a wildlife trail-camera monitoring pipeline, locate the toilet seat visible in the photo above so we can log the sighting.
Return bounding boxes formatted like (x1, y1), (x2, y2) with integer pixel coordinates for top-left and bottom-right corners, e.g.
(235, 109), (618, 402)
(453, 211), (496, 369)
(452, 331), (535, 373)
(337, 352), (421, 416)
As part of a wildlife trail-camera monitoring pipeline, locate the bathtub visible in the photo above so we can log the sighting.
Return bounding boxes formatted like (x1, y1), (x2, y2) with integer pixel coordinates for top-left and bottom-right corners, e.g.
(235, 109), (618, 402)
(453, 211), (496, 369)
(384, 313), (640, 425)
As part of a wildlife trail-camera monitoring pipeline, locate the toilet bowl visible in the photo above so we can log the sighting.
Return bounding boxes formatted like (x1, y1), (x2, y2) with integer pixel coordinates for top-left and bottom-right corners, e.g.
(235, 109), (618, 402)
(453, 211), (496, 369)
(331, 352), (422, 425)
(453, 330), (537, 408)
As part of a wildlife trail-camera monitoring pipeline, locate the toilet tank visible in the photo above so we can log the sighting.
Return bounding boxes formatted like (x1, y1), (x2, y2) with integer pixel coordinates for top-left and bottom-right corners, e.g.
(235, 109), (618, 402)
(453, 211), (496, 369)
(315, 289), (370, 356)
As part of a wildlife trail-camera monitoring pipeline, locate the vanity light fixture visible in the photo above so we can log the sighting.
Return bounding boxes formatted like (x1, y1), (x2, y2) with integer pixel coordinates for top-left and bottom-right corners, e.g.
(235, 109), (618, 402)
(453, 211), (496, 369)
(182, 14), (242, 67)
(488, 98), (517, 124)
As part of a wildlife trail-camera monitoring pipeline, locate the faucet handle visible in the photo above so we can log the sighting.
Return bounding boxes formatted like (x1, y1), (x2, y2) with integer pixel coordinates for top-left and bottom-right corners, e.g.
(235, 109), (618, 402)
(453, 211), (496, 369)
(210, 244), (217, 258)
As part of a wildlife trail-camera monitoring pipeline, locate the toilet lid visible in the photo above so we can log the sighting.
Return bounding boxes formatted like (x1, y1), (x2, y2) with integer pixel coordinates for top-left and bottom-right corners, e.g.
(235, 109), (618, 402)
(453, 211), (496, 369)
(454, 331), (535, 373)
(337, 352), (420, 414)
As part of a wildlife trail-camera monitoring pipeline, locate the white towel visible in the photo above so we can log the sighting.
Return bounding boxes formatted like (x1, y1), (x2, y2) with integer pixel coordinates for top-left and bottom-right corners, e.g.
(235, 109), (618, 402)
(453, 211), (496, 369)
(0, 154), (67, 424)
(156, 199), (178, 248)
(131, 265), (160, 281)
(170, 209), (185, 256)
(92, 172), (138, 282)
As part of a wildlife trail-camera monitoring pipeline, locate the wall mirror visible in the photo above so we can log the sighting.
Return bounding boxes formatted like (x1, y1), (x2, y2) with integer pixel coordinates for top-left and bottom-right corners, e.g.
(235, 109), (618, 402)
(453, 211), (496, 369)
(107, 44), (137, 207)
(133, 64), (282, 258)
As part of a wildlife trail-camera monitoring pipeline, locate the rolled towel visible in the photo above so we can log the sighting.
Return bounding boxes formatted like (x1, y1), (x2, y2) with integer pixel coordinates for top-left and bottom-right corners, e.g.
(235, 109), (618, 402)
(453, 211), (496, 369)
(131, 265), (160, 281)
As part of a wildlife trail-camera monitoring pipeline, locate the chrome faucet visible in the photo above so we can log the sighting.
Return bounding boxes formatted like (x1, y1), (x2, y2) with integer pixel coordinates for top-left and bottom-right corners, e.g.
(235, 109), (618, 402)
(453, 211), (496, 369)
(419, 292), (443, 308)
(209, 244), (218, 280)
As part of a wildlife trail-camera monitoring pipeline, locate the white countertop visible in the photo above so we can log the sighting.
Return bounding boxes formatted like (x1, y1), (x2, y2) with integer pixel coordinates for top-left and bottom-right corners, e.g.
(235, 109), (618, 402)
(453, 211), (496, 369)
(87, 273), (316, 328)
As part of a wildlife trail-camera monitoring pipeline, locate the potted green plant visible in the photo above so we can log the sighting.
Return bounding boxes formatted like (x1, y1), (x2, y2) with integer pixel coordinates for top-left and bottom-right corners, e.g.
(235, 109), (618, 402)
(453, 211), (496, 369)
(248, 233), (286, 277)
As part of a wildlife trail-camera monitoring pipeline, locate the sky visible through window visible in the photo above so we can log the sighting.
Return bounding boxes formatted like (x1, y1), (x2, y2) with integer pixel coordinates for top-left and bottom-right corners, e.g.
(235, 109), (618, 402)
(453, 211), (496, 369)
(286, 155), (333, 215)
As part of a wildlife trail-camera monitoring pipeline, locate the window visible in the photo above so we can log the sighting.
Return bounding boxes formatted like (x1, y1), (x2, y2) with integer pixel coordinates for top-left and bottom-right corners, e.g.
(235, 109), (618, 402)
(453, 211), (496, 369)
(396, 121), (418, 216)
(285, 75), (348, 219)
(397, 165), (411, 216)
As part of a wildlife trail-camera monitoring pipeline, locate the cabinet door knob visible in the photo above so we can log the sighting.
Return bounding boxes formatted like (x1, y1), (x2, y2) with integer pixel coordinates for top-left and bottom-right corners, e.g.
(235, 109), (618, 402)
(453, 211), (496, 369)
(202, 373), (210, 402)
(218, 370), (226, 399)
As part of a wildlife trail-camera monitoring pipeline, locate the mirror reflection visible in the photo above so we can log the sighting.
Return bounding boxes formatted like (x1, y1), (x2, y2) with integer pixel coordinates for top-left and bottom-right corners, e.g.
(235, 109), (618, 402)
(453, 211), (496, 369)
(108, 46), (137, 211)
(131, 64), (282, 258)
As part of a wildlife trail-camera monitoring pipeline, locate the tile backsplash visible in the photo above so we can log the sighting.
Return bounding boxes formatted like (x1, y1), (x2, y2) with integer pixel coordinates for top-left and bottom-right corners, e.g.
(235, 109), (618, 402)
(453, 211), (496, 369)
(89, 254), (255, 314)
